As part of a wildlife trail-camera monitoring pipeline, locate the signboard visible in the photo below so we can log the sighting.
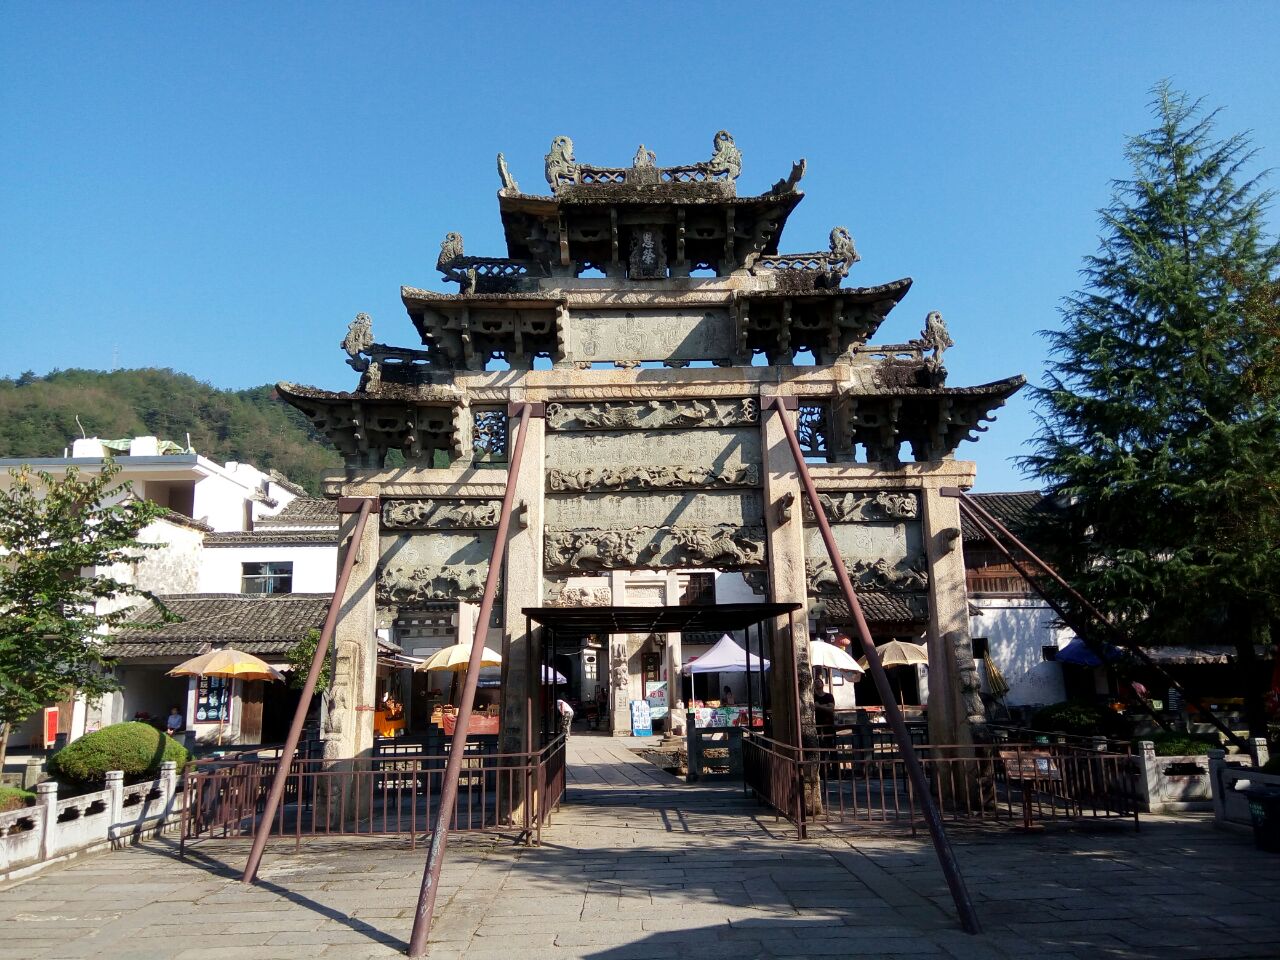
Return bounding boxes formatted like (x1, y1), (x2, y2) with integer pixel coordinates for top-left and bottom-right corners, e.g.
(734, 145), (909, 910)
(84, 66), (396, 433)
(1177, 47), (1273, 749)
(629, 699), (652, 736)
(691, 706), (761, 729)
(195, 676), (230, 723)
(43, 707), (59, 749)
(644, 681), (668, 720)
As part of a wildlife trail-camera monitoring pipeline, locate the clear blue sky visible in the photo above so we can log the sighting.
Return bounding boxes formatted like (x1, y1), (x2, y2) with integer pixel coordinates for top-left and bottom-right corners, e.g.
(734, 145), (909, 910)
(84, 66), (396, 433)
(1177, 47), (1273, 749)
(3, 2), (1278, 490)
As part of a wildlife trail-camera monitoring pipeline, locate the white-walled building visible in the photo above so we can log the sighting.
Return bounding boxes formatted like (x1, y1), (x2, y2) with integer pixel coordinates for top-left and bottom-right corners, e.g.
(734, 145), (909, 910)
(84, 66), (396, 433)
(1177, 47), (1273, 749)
(962, 492), (1075, 711)
(0, 437), (338, 749)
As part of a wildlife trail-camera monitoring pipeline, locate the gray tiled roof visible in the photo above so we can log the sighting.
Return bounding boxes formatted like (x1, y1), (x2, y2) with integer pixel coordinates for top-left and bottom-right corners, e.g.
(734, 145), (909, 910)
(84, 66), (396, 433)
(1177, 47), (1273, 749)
(256, 498), (339, 527)
(813, 593), (926, 625)
(205, 531), (337, 546)
(105, 593), (332, 658)
(960, 491), (1047, 543)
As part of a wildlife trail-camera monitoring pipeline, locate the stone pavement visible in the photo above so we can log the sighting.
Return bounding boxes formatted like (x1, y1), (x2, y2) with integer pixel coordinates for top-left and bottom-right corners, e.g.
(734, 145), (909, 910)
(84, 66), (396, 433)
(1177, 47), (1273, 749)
(1, 732), (1278, 959)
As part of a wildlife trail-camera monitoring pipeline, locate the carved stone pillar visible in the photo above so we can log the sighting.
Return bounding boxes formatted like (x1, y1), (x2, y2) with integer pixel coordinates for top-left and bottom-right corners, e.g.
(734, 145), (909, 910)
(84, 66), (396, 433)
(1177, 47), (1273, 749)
(501, 413), (545, 758)
(920, 482), (974, 749)
(325, 495), (380, 762)
(760, 391), (816, 753)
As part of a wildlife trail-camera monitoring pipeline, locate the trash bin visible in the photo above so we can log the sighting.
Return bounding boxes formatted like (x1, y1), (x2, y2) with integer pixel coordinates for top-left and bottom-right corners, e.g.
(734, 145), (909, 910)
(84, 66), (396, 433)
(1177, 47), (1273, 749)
(1245, 788), (1280, 853)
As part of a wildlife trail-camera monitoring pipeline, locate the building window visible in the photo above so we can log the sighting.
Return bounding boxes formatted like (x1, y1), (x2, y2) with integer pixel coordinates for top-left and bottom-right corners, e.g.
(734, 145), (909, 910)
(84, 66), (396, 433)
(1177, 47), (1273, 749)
(680, 573), (716, 606)
(242, 561), (293, 594)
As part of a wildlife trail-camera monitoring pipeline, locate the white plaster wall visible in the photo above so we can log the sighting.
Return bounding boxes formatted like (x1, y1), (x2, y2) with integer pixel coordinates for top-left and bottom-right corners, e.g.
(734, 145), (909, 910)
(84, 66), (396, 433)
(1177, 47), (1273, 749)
(197, 544), (337, 593)
(969, 598), (1073, 707)
(712, 571), (762, 604)
(94, 518), (204, 619)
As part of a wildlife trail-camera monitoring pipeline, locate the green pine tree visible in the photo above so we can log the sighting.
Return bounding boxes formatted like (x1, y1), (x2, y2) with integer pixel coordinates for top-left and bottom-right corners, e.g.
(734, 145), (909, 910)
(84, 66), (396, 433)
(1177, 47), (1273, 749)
(1024, 83), (1280, 737)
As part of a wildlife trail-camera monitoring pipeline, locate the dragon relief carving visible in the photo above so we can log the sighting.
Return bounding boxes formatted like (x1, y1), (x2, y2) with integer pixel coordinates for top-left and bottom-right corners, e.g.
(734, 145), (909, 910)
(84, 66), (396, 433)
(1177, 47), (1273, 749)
(544, 135), (577, 189)
(708, 130), (742, 179)
(805, 490), (920, 523)
(496, 152), (519, 194)
(382, 499), (502, 529)
(805, 555), (930, 596)
(547, 464), (758, 493)
(546, 586), (613, 608)
(829, 227), (861, 270)
(377, 563), (495, 604)
(545, 397), (758, 431)
(341, 312), (374, 372)
(545, 525), (766, 572)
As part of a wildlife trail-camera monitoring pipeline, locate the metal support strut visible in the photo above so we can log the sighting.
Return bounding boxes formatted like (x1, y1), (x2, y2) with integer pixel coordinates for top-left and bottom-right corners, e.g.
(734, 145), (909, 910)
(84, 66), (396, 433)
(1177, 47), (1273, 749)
(943, 488), (1248, 751)
(408, 401), (538, 957)
(765, 396), (982, 935)
(241, 495), (378, 883)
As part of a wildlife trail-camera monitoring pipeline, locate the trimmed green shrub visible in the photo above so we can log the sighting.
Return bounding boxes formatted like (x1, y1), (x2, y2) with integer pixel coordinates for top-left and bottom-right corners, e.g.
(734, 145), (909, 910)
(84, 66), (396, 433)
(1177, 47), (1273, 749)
(0, 786), (35, 812)
(1147, 733), (1218, 756)
(48, 722), (188, 784)
(1030, 700), (1119, 738)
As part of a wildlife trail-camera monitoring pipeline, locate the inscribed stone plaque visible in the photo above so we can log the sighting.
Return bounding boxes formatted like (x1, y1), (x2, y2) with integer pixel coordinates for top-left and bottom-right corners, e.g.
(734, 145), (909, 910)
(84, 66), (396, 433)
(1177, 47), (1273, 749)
(545, 491), (764, 532)
(565, 308), (732, 364)
(544, 428), (760, 477)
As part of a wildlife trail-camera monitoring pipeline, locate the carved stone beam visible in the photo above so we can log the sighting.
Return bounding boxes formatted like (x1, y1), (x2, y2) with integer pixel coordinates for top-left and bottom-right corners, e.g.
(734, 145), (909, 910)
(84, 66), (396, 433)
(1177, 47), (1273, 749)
(558, 212), (571, 269)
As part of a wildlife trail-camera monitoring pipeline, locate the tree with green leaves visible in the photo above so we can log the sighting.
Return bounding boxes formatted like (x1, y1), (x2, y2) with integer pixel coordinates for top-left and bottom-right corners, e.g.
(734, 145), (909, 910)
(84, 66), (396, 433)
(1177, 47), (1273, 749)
(1025, 83), (1280, 737)
(0, 463), (170, 766)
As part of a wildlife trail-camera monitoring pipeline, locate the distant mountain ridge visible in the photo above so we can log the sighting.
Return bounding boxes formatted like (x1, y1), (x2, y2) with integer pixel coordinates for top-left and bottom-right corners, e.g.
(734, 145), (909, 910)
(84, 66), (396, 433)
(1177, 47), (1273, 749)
(0, 368), (341, 494)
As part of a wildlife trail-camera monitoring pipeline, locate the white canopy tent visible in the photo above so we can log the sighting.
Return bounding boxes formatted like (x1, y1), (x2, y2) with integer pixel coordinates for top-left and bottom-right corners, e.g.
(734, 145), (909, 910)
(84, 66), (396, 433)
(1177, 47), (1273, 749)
(681, 633), (770, 709)
(682, 633), (770, 674)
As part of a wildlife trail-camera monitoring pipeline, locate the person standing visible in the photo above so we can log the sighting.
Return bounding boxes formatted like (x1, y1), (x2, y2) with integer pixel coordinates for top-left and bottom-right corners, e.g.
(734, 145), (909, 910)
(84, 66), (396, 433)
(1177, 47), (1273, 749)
(556, 698), (574, 739)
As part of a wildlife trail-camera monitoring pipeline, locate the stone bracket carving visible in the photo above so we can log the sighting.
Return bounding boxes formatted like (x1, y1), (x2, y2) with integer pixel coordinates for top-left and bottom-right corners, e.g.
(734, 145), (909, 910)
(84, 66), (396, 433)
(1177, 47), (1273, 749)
(546, 398), (758, 432)
(545, 525), (766, 572)
(802, 490), (920, 524)
(805, 555), (929, 596)
(548, 464), (759, 493)
(382, 499), (502, 529)
(775, 491), (795, 526)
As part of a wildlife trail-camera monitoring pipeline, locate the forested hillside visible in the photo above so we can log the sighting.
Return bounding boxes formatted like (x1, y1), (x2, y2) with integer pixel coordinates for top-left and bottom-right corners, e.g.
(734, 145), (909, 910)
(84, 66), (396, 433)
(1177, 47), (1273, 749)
(0, 369), (342, 494)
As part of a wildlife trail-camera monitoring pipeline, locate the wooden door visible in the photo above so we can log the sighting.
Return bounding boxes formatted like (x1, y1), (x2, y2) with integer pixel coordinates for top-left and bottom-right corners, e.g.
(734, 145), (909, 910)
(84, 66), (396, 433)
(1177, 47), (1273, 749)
(239, 681), (264, 744)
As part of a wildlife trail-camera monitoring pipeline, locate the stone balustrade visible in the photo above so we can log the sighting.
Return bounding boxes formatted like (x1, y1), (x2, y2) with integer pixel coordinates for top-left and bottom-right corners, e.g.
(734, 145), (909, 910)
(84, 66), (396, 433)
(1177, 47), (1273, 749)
(1209, 739), (1277, 829)
(0, 762), (183, 880)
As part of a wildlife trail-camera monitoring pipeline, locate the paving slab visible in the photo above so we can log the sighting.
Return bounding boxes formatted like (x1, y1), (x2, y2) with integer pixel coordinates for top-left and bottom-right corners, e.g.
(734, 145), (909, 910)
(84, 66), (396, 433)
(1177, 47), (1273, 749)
(2, 733), (1279, 959)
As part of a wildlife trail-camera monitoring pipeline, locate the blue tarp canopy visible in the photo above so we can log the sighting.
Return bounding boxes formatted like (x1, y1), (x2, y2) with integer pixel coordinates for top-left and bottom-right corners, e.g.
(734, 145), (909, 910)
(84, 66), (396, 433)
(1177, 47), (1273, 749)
(1054, 638), (1124, 667)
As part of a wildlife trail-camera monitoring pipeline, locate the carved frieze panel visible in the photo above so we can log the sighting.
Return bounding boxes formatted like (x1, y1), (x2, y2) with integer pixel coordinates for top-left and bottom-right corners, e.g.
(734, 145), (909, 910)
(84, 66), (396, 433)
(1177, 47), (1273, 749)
(802, 490), (920, 524)
(803, 521), (925, 593)
(545, 491), (764, 533)
(546, 584), (613, 608)
(545, 525), (766, 572)
(548, 464), (758, 493)
(545, 397), (758, 432)
(377, 531), (497, 604)
(564, 309), (733, 364)
(544, 428), (760, 478)
(806, 555), (929, 596)
(382, 499), (502, 529)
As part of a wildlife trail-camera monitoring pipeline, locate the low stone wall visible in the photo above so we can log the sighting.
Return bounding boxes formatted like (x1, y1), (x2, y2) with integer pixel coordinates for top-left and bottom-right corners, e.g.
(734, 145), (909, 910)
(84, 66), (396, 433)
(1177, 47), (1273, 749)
(1209, 746), (1279, 830)
(0, 761), (183, 880)
(1136, 738), (1270, 813)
